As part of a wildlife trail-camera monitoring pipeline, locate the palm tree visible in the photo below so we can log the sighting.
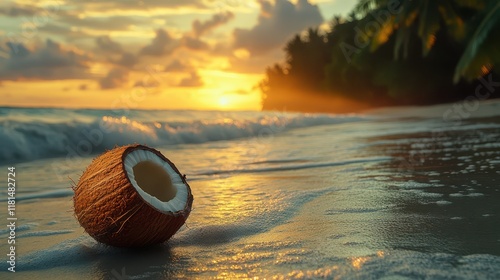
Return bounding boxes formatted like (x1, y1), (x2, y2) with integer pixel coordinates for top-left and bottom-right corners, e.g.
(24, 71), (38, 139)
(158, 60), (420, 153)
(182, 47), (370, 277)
(354, 0), (467, 59)
(283, 28), (330, 91)
(454, 0), (500, 82)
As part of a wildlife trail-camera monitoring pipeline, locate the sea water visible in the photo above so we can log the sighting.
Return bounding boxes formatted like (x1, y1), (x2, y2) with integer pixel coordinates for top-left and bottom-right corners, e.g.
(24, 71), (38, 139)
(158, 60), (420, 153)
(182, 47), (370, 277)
(0, 101), (499, 279)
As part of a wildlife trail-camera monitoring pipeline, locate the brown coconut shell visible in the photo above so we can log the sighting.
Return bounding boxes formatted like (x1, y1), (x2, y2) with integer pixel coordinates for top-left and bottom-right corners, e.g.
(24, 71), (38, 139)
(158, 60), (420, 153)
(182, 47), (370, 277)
(73, 144), (193, 247)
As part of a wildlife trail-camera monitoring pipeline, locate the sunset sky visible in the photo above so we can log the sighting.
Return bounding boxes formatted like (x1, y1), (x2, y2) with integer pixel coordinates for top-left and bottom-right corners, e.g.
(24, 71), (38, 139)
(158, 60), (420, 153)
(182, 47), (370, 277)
(0, 0), (355, 111)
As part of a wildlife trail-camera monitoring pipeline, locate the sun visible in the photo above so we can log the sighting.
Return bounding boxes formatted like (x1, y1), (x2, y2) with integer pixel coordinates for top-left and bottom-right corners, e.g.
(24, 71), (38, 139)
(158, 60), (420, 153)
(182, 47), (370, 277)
(218, 96), (230, 107)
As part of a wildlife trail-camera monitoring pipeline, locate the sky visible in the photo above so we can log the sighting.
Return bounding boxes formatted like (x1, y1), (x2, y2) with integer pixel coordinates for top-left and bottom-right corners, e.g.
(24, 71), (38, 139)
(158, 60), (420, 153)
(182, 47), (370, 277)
(0, 0), (356, 111)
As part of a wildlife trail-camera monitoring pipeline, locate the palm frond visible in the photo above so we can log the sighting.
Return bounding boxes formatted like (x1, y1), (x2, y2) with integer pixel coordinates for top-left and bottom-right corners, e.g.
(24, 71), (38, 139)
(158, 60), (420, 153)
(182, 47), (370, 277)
(418, 0), (441, 56)
(439, 1), (465, 40)
(454, 1), (500, 83)
(353, 0), (376, 15)
(370, 16), (395, 52)
(353, 0), (390, 16)
(394, 0), (419, 28)
(394, 26), (410, 60)
(391, 0), (419, 59)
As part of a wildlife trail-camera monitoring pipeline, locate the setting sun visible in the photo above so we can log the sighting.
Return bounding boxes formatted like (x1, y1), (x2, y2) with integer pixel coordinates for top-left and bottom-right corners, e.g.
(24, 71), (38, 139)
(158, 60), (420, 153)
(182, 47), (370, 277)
(218, 96), (230, 107)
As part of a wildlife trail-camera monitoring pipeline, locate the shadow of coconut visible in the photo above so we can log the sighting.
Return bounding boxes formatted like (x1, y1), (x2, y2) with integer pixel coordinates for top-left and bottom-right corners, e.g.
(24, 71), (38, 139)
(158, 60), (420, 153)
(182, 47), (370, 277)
(15, 236), (187, 279)
(94, 243), (183, 280)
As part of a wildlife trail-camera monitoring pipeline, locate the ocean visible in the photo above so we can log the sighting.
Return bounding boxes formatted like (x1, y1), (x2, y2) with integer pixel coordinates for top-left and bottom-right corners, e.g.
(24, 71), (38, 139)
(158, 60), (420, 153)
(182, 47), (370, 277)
(1, 100), (500, 279)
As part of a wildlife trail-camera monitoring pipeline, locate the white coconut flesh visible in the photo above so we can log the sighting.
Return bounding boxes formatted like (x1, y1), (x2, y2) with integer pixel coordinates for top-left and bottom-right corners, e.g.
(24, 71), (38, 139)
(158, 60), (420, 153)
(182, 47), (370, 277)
(124, 149), (189, 213)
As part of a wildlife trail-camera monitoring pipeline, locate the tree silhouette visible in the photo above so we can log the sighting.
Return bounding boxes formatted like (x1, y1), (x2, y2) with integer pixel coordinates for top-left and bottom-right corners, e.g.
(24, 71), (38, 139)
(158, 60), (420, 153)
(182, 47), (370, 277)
(260, 0), (499, 113)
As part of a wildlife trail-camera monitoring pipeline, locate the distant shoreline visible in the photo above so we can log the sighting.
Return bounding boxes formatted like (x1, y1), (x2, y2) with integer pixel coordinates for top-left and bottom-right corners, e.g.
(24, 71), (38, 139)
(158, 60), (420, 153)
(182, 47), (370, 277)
(262, 96), (500, 115)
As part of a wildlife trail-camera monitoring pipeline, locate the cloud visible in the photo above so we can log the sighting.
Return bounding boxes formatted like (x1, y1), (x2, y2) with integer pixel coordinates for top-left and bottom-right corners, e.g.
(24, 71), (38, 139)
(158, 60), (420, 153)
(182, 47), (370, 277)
(1, 3), (153, 32)
(116, 52), (138, 67)
(59, 14), (152, 31)
(181, 36), (209, 51)
(0, 40), (91, 81)
(164, 59), (190, 72)
(99, 68), (128, 89)
(39, 24), (89, 39)
(178, 71), (203, 87)
(140, 29), (177, 56)
(234, 89), (250, 95)
(63, 0), (207, 11)
(233, 0), (323, 55)
(0, 5), (40, 17)
(134, 79), (159, 88)
(193, 11), (234, 37)
(94, 36), (139, 68)
(225, 88), (250, 95)
(175, 11), (235, 52)
(95, 36), (123, 53)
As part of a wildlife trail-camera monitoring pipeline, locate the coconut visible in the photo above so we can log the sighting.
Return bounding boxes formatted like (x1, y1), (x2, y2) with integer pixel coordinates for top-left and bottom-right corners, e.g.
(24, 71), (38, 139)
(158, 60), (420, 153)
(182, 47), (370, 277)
(73, 144), (193, 247)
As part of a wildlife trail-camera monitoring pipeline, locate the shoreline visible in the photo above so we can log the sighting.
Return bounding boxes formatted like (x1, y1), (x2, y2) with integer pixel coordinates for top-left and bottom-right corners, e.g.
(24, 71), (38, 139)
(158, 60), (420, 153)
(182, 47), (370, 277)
(262, 96), (500, 115)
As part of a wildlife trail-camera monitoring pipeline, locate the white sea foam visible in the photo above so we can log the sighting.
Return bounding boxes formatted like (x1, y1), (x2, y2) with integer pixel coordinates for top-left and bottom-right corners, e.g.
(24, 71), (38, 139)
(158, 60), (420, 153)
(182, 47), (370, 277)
(436, 200), (452, 205)
(7, 189), (74, 201)
(0, 111), (365, 164)
(18, 230), (74, 238)
(195, 157), (390, 176)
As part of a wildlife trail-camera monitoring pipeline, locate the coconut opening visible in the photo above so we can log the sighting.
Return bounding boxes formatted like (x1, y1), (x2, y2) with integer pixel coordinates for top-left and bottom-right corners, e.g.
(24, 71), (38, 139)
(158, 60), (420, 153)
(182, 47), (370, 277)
(124, 148), (189, 213)
(132, 161), (177, 202)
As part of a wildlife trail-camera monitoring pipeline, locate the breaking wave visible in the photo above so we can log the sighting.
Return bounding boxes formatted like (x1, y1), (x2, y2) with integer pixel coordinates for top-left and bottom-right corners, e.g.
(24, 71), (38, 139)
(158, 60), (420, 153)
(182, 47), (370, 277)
(0, 111), (365, 163)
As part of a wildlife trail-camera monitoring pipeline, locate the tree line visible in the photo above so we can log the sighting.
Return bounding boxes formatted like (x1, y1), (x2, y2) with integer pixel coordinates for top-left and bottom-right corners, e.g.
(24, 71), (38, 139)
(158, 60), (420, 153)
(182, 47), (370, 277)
(260, 0), (500, 112)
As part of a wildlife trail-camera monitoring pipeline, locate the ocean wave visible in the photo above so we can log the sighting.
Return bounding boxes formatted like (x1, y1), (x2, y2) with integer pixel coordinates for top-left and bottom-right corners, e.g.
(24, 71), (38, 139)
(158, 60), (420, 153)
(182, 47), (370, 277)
(194, 157), (390, 176)
(0, 113), (364, 163)
(5, 189), (75, 202)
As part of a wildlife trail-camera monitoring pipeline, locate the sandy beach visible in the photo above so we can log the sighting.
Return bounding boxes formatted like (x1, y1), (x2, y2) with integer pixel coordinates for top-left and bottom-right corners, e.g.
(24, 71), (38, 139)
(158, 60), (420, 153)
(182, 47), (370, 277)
(0, 101), (499, 279)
